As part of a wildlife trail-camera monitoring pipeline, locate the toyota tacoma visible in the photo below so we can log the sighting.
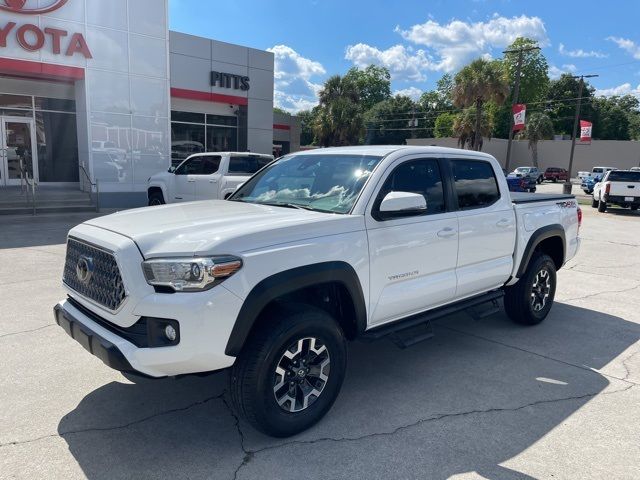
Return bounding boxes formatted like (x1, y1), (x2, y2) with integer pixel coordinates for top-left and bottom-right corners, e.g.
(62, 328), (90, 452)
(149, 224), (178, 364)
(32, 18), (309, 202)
(55, 146), (581, 437)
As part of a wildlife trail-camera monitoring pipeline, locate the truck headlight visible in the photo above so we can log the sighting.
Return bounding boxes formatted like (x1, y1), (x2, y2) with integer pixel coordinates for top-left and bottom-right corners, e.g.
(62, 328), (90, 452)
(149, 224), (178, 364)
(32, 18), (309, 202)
(142, 256), (242, 292)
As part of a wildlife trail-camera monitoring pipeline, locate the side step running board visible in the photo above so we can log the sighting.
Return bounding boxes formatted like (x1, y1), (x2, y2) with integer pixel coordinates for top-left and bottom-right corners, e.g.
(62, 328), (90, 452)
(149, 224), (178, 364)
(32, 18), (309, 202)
(361, 290), (504, 347)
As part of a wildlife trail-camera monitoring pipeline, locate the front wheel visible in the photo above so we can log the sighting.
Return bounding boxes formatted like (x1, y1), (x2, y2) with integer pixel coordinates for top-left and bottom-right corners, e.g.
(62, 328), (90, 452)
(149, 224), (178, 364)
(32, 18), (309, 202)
(148, 191), (165, 206)
(631, 205), (639, 211)
(229, 305), (347, 437)
(591, 197), (598, 208)
(505, 253), (557, 325)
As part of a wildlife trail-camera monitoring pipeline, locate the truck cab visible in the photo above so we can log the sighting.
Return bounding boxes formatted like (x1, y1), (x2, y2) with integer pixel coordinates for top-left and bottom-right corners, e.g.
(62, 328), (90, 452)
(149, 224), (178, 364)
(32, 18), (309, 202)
(147, 152), (274, 205)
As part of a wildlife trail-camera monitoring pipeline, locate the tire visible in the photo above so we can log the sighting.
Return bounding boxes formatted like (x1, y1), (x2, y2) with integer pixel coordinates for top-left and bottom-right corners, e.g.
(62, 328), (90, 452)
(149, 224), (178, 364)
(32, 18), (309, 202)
(591, 197), (598, 208)
(505, 253), (557, 326)
(148, 191), (165, 206)
(229, 304), (347, 437)
(598, 198), (607, 213)
(552, 178), (557, 183)
(631, 206), (639, 211)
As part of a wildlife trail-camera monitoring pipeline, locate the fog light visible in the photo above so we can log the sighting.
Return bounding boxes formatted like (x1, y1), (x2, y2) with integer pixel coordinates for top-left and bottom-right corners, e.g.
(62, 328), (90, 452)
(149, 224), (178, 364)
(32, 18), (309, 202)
(164, 325), (177, 342)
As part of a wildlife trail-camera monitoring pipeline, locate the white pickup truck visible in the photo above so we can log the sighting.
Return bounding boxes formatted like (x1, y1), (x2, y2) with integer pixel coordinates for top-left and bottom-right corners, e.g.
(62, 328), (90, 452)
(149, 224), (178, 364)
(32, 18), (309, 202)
(55, 146), (580, 437)
(147, 152), (273, 205)
(592, 169), (640, 212)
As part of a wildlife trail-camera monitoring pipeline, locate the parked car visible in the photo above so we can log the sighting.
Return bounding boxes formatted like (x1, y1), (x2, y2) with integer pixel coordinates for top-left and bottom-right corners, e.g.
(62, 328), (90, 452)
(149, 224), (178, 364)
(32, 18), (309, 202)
(512, 166), (543, 184)
(147, 152), (274, 205)
(506, 173), (536, 192)
(630, 167), (640, 172)
(581, 174), (602, 194)
(55, 146), (580, 437)
(577, 171), (590, 180)
(590, 166), (615, 177)
(592, 170), (640, 212)
(543, 167), (569, 183)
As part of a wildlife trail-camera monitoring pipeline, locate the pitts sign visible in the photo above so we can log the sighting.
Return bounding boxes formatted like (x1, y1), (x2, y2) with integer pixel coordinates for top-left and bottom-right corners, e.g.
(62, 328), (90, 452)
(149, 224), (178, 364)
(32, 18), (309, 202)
(211, 71), (250, 91)
(0, 1), (92, 59)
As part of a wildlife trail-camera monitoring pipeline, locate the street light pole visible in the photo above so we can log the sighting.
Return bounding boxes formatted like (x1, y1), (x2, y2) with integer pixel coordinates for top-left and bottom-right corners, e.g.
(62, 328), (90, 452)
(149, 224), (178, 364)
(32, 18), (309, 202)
(564, 74), (599, 194)
(503, 46), (539, 172)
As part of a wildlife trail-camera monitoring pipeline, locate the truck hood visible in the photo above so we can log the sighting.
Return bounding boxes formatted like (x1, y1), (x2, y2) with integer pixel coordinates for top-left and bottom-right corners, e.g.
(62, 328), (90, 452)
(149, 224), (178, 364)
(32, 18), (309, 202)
(84, 200), (364, 257)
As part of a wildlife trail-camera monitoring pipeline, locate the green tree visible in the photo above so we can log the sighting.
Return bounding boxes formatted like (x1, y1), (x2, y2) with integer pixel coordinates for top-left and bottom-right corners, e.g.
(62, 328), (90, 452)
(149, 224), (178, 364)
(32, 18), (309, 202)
(344, 65), (392, 112)
(452, 59), (509, 150)
(273, 107), (290, 116)
(364, 95), (416, 145)
(520, 112), (554, 167)
(434, 112), (456, 137)
(592, 95), (640, 140)
(314, 75), (364, 146)
(546, 74), (595, 136)
(453, 107), (494, 150)
(297, 108), (318, 145)
(416, 73), (454, 137)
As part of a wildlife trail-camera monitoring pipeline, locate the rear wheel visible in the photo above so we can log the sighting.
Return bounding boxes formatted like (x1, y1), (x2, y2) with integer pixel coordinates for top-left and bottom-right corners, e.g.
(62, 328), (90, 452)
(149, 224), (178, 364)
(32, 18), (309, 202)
(552, 177), (557, 183)
(598, 198), (607, 212)
(631, 206), (639, 211)
(148, 191), (165, 206)
(505, 253), (557, 325)
(229, 304), (347, 437)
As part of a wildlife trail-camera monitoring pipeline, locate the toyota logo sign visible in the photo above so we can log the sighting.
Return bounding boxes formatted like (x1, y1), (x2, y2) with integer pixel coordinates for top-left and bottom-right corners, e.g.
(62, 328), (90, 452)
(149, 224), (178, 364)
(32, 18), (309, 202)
(76, 255), (94, 285)
(0, 0), (69, 14)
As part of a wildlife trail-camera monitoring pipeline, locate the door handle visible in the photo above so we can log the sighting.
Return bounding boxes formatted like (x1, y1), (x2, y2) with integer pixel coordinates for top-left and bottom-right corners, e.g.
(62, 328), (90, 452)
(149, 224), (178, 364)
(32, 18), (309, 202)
(437, 227), (456, 238)
(497, 219), (512, 228)
(209, 179), (217, 183)
(187, 179), (196, 183)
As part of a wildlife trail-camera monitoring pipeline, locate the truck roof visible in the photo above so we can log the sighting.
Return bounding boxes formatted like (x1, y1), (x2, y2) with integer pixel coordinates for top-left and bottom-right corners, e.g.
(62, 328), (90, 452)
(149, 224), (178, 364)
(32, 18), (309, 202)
(295, 145), (496, 160)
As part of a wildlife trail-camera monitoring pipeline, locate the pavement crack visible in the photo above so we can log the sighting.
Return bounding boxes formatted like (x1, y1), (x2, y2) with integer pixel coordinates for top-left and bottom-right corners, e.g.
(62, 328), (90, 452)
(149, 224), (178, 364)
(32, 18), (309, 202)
(0, 324), (55, 340)
(562, 283), (640, 302)
(438, 325), (640, 387)
(221, 394), (252, 480)
(242, 384), (636, 459)
(0, 393), (224, 449)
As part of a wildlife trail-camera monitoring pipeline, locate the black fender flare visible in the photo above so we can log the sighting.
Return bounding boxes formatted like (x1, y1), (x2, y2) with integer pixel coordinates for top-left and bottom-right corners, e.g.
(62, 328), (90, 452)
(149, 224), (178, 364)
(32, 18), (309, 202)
(224, 261), (367, 356)
(516, 224), (566, 278)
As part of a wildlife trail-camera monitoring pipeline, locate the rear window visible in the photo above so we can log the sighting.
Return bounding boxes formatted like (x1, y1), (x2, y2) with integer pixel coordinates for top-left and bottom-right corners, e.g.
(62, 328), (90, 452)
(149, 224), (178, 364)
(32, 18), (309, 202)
(592, 168), (604, 174)
(607, 171), (640, 182)
(451, 160), (500, 210)
(228, 156), (273, 175)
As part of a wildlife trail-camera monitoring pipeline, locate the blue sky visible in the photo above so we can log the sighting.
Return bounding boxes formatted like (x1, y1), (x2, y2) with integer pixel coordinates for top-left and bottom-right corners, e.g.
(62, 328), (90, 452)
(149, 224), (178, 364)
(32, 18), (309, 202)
(169, 0), (640, 112)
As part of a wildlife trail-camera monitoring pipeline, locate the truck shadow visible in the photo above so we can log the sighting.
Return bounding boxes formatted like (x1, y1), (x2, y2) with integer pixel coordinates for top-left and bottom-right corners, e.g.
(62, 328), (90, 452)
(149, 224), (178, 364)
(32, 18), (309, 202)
(58, 302), (639, 480)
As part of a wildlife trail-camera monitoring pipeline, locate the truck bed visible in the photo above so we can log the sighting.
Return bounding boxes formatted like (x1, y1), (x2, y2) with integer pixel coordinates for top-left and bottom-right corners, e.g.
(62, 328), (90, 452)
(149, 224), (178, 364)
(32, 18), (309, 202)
(510, 192), (575, 204)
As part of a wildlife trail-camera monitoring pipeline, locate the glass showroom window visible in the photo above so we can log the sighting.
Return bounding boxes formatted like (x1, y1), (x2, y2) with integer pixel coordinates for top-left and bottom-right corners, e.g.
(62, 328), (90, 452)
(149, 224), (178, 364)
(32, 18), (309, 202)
(171, 110), (238, 165)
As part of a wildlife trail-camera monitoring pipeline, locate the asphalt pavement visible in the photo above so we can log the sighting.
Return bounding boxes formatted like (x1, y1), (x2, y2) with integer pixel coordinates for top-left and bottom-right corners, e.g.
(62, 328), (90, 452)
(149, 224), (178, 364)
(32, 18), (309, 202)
(1, 206), (639, 480)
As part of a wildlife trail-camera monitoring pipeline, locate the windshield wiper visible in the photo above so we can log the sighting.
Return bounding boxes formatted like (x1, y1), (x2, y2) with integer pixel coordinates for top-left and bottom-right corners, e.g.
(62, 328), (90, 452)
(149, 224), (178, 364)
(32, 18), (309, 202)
(258, 201), (315, 211)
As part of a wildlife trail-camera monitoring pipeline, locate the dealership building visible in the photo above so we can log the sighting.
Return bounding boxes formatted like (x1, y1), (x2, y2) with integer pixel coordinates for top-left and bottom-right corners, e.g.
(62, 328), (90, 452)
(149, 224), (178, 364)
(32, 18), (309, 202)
(0, 0), (297, 208)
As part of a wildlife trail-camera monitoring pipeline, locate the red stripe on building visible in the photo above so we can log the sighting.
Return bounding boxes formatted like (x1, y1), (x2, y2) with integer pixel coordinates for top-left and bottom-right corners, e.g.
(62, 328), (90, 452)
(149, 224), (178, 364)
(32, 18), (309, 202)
(0, 57), (84, 80)
(273, 124), (291, 130)
(170, 87), (248, 106)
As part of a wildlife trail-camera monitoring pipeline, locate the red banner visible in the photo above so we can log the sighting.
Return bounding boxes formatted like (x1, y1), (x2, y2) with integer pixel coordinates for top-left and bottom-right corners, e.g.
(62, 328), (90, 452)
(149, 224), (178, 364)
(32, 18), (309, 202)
(580, 120), (593, 143)
(513, 104), (526, 131)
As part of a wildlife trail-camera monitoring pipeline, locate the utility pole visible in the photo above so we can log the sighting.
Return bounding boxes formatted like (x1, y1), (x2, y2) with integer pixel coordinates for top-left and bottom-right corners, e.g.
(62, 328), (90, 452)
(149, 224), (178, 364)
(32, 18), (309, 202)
(564, 74), (599, 194)
(503, 46), (540, 172)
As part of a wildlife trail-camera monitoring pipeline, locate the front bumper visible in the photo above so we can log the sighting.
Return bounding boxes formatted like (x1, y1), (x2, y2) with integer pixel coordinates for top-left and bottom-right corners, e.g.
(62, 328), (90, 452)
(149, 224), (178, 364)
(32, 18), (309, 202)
(54, 303), (139, 374)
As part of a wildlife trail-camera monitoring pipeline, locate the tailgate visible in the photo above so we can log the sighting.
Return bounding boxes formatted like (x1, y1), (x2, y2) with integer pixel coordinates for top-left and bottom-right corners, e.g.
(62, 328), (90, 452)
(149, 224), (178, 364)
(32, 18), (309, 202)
(608, 181), (640, 197)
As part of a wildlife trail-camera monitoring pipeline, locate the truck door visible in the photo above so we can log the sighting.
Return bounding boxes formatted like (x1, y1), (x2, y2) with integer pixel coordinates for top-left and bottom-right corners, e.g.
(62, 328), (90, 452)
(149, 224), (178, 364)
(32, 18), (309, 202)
(172, 156), (202, 202)
(193, 155), (222, 199)
(365, 157), (459, 326)
(449, 159), (516, 299)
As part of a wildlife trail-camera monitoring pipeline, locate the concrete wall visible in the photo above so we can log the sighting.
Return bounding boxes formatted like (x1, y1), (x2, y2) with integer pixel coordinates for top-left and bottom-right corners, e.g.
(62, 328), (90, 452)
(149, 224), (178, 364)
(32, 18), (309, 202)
(407, 138), (640, 175)
(273, 112), (301, 154)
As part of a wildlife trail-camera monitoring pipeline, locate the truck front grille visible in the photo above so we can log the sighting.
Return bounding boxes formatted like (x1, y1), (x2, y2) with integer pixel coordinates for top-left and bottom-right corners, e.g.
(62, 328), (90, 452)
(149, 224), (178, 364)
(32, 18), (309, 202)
(63, 237), (127, 311)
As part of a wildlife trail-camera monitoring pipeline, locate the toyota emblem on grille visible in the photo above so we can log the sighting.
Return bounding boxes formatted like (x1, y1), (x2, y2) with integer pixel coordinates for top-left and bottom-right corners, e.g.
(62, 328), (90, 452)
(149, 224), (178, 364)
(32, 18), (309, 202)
(76, 255), (94, 285)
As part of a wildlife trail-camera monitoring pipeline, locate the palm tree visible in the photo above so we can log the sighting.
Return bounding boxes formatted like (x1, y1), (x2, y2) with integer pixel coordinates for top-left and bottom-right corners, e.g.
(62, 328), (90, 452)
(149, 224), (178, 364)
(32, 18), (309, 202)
(452, 59), (509, 151)
(521, 112), (554, 168)
(453, 107), (493, 150)
(314, 75), (363, 146)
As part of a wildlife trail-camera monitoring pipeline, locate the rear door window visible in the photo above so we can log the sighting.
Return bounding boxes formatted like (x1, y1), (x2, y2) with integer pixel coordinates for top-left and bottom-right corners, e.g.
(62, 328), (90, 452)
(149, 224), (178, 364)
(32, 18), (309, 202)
(451, 160), (501, 210)
(228, 156), (273, 175)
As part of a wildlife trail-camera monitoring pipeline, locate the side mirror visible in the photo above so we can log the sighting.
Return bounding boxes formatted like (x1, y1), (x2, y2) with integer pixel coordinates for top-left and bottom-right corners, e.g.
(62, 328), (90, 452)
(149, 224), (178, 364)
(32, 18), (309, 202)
(168, 166), (176, 173)
(379, 191), (426, 213)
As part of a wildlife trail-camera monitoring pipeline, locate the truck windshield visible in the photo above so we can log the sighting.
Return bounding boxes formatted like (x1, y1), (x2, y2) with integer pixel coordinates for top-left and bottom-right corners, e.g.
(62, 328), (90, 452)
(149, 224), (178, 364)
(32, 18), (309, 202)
(608, 171), (640, 182)
(230, 153), (383, 213)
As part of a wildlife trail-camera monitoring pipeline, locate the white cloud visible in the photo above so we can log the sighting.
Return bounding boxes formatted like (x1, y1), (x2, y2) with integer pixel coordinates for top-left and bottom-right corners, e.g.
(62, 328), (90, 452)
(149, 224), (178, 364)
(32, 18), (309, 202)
(345, 43), (436, 82)
(558, 43), (607, 58)
(396, 14), (548, 72)
(595, 83), (640, 97)
(607, 37), (640, 59)
(549, 64), (577, 79)
(394, 86), (423, 101)
(267, 45), (326, 113)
